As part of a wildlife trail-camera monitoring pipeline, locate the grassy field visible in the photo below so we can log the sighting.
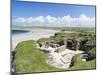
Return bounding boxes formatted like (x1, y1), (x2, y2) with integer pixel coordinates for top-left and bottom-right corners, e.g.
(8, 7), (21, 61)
(14, 40), (62, 73)
(14, 40), (96, 73)
(13, 26), (95, 32)
(68, 54), (96, 70)
(13, 26), (96, 73)
(37, 31), (96, 45)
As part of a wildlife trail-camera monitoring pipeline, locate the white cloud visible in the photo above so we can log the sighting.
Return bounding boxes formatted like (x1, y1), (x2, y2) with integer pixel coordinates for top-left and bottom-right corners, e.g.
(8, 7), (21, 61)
(46, 15), (57, 24)
(13, 14), (95, 27)
(33, 16), (45, 23)
(15, 17), (26, 23)
(27, 17), (33, 23)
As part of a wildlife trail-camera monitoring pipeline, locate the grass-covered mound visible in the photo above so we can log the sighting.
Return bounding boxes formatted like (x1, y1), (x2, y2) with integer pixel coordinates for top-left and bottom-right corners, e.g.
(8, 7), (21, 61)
(14, 40), (96, 73)
(14, 30), (96, 73)
(14, 40), (62, 73)
(89, 47), (96, 56)
(37, 32), (80, 44)
(68, 54), (96, 70)
(37, 31), (95, 45)
(36, 32), (96, 71)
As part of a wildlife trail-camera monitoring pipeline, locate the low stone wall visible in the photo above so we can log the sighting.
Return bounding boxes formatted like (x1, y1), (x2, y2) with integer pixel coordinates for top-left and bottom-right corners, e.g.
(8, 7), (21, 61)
(57, 45), (66, 52)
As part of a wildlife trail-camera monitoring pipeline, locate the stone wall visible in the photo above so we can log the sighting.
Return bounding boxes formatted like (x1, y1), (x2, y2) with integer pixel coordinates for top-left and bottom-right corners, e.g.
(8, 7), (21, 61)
(57, 45), (66, 52)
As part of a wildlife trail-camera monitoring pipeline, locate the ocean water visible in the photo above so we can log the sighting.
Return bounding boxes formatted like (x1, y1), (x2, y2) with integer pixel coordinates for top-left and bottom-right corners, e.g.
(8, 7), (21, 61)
(12, 30), (30, 35)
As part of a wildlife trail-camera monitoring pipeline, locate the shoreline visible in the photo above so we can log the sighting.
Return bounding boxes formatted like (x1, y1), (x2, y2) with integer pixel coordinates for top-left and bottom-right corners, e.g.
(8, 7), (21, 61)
(12, 29), (60, 51)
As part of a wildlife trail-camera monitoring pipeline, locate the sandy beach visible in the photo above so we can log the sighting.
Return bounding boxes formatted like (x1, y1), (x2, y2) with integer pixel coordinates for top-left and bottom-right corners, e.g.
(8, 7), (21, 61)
(12, 29), (60, 50)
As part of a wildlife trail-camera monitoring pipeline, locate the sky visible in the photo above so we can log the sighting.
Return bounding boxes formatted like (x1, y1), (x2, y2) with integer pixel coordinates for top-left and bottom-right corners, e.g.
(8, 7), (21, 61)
(12, 0), (96, 27)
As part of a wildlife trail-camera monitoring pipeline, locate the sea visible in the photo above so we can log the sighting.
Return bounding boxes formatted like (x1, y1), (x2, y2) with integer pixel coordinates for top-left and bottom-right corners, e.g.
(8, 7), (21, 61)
(12, 30), (30, 36)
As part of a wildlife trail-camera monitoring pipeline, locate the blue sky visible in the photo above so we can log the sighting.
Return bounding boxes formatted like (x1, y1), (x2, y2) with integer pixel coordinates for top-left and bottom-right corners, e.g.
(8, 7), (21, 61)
(12, 0), (96, 27)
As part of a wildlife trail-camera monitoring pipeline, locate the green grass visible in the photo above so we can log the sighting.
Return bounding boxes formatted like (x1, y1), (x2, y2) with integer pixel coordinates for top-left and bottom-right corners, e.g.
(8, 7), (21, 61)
(14, 40), (62, 73)
(68, 54), (96, 70)
(13, 25), (96, 73)
(37, 31), (96, 44)
(13, 26), (95, 32)
(14, 40), (96, 73)
(37, 32), (80, 43)
(89, 47), (96, 55)
(37, 38), (51, 44)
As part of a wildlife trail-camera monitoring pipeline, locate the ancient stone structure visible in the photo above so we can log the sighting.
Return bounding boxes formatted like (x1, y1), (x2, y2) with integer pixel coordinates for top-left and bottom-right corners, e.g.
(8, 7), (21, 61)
(63, 39), (80, 51)
(37, 39), (81, 52)
(36, 36), (95, 69)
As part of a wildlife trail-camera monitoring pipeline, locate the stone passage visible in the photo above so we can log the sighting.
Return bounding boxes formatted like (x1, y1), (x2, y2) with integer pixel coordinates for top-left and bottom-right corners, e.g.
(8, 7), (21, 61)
(65, 39), (80, 51)
(46, 50), (75, 69)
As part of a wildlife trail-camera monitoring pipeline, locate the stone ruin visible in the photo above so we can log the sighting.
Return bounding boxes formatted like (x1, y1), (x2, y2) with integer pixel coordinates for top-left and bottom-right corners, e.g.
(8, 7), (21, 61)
(36, 38), (95, 69)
